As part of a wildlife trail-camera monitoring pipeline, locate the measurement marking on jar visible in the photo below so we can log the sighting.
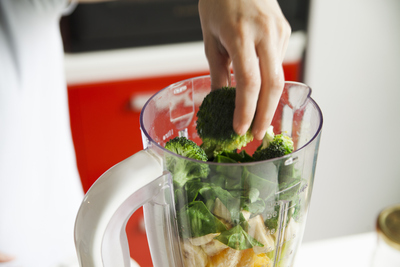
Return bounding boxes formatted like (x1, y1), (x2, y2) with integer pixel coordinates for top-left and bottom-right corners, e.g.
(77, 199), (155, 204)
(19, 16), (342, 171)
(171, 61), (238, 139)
(297, 183), (308, 194)
(276, 181), (302, 195)
(284, 156), (298, 166)
(173, 85), (187, 94)
(266, 201), (281, 208)
(265, 211), (278, 220)
(267, 228), (276, 235)
(162, 129), (174, 141)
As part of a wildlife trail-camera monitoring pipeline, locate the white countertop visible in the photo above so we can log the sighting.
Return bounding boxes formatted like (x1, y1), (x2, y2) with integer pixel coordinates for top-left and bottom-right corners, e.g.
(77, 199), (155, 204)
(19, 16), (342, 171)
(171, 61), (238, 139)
(295, 232), (376, 267)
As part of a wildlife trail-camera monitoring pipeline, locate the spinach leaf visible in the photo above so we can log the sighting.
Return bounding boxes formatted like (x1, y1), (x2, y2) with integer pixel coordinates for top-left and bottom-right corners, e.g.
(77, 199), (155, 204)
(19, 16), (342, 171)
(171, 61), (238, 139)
(174, 147), (305, 254)
(242, 168), (277, 200)
(184, 179), (204, 202)
(218, 150), (255, 163)
(215, 224), (264, 250)
(198, 186), (242, 224)
(242, 197), (266, 214)
(248, 187), (260, 203)
(213, 154), (242, 179)
(207, 173), (227, 188)
(178, 201), (227, 239)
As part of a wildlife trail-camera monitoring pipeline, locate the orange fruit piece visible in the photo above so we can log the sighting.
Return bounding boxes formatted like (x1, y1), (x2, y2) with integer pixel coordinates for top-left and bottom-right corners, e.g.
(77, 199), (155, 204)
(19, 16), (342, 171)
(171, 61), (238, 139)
(253, 253), (272, 267)
(206, 248), (272, 267)
(208, 247), (242, 267)
(237, 249), (272, 267)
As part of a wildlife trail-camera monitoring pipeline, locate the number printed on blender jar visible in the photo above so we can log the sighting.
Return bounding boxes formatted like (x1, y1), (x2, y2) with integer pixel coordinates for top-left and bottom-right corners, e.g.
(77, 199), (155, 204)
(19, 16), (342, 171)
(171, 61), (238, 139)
(297, 183), (308, 195)
(163, 129), (174, 141)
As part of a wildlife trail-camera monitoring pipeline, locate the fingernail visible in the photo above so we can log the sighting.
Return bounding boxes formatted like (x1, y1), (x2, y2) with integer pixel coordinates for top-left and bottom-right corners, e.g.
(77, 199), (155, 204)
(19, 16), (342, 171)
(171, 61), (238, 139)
(234, 122), (249, 136)
(252, 129), (265, 141)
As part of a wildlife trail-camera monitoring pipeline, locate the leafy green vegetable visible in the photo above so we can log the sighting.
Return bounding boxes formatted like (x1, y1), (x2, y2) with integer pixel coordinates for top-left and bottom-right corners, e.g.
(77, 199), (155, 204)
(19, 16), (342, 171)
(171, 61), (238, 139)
(212, 155), (243, 181)
(263, 204), (281, 231)
(263, 175), (304, 231)
(184, 179), (204, 203)
(215, 224), (264, 250)
(167, 124), (302, 259)
(199, 186), (241, 224)
(217, 150), (255, 163)
(241, 196), (266, 214)
(178, 201), (227, 239)
(242, 168), (276, 200)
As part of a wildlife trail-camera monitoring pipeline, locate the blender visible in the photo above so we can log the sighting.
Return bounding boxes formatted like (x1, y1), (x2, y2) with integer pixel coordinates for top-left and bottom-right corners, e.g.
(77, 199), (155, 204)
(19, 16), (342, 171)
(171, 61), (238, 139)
(74, 75), (323, 267)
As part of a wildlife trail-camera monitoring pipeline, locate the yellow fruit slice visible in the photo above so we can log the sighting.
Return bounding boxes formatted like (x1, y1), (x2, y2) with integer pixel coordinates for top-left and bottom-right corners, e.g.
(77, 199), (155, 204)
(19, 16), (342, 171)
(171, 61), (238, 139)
(254, 253), (272, 267)
(208, 247), (242, 267)
(237, 249), (272, 267)
(237, 249), (255, 266)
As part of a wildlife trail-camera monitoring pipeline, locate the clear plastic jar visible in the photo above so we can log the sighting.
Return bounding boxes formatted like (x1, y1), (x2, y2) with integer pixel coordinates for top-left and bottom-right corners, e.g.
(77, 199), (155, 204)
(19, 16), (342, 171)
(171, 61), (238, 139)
(372, 204), (400, 267)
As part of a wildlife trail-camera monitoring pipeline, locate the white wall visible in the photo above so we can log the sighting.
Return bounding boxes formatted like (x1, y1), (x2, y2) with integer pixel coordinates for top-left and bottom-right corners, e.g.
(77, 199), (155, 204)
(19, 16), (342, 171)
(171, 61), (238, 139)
(303, 0), (400, 242)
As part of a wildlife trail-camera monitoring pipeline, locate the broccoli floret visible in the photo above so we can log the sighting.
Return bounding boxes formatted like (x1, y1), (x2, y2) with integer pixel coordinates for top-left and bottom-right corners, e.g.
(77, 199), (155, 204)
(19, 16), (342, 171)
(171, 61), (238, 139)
(196, 87), (253, 158)
(253, 126), (294, 161)
(165, 137), (209, 187)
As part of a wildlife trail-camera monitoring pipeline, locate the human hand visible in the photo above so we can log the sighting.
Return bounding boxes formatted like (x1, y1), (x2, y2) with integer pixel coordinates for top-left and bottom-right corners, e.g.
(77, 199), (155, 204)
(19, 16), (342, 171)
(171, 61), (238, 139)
(0, 252), (14, 262)
(198, 0), (291, 140)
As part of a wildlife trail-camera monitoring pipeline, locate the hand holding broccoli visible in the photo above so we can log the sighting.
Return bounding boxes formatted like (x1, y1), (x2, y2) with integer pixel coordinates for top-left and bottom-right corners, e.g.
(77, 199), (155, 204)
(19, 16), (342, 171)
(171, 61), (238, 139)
(195, 86), (293, 160)
(198, 0), (291, 140)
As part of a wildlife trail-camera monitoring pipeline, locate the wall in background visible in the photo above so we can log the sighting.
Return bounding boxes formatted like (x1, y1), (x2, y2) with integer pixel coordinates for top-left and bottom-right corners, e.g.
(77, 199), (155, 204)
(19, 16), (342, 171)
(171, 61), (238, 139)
(303, 0), (400, 242)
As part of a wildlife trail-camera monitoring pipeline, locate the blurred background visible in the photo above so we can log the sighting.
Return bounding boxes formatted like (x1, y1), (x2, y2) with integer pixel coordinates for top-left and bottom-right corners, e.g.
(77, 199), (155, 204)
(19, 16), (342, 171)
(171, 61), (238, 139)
(62, 0), (400, 265)
(304, 0), (400, 242)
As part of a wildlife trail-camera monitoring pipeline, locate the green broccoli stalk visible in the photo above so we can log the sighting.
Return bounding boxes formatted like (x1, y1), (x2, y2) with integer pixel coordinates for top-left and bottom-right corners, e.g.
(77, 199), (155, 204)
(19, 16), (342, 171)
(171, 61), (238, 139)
(253, 126), (294, 161)
(196, 87), (253, 158)
(165, 136), (209, 188)
(260, 125), (275, 149)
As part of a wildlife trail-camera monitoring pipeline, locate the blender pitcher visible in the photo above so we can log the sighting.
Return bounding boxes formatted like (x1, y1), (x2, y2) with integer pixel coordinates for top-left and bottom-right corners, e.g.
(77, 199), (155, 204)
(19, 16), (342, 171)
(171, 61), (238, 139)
(74, 75), (323, 267)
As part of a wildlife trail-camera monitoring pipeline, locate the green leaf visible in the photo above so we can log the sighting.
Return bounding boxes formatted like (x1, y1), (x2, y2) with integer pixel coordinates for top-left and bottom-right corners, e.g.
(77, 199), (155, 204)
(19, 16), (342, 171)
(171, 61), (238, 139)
(174, 188), (186, 210)
(207, 173), (227, 188)
(242, 198), (266, 214)
(209, 154), (245, 190)
(184, 179), (204, 202)
(199, 186), (241, 224)
(172, 170), (189, 188)
(218, 150), (255, 163)
(214, 154), (238, 164)
(178, 201), (227, 239)
(213, 155), (242, 178)
(248, 188), (260, 203)
(242, 168), (277, 200)
(215, 225), (264, 250)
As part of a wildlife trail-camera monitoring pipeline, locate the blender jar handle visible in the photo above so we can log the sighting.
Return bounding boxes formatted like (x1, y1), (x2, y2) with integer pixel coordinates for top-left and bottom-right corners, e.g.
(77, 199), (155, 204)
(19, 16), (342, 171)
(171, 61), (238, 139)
(74, 149), (177, 267)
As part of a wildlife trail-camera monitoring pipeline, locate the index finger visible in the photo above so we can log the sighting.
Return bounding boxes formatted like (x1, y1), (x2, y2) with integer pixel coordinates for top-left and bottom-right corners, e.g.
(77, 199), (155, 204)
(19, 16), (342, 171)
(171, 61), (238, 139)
(229, 41), (261, 136)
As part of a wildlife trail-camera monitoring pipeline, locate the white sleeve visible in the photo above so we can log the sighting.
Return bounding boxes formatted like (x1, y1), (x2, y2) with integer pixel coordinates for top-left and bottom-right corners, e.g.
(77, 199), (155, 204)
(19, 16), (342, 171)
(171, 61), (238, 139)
(0, 1), (83, 266)
(0, 0), (70, 83)
(2, 0), (70, 17)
